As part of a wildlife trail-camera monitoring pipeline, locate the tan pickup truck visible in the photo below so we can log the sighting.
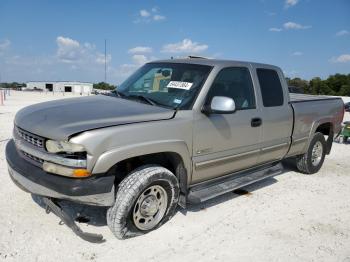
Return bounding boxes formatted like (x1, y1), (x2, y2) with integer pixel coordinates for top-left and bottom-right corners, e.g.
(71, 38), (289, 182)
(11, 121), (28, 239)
(6, 58), (344, 241)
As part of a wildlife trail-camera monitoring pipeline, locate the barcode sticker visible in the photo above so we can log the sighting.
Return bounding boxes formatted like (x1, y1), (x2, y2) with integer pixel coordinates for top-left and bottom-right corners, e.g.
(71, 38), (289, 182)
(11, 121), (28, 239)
(167, 81), (193, 90)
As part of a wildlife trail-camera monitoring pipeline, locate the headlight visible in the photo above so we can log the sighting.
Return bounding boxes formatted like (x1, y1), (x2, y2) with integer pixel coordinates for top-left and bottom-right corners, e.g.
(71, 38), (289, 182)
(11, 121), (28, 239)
(46, 140), (85, 153)
(43, 162), (91, 178)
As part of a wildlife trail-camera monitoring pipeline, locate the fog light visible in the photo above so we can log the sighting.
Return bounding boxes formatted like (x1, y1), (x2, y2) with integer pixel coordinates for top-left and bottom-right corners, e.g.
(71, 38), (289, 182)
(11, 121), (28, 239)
(43, 162), (91, 178)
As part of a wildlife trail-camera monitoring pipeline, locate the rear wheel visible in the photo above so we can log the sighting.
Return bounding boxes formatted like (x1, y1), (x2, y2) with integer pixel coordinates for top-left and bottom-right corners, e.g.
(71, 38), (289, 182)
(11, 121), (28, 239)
(296, 132), (326, 174)
(107, 165), (179, 239)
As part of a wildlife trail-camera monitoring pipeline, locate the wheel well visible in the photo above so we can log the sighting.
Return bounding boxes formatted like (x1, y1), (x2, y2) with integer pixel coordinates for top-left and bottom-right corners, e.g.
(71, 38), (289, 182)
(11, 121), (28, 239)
(107, 152), (188, 193)
(315, 122), (333, 154)
(316, 122), (332, 136)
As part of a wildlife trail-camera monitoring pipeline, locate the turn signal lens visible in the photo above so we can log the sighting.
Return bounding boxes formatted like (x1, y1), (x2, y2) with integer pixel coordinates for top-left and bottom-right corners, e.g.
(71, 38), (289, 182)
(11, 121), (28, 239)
(73, 169), (91, 178)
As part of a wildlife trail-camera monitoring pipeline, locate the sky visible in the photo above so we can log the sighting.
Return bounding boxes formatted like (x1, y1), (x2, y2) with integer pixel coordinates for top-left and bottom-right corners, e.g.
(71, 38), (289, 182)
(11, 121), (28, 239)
(0, 0), (349, 84)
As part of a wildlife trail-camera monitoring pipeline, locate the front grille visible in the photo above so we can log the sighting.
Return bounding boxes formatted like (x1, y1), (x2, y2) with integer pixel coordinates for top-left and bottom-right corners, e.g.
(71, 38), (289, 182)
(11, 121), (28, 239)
(16, 127), (44, 148)
(21, 151), (44, 165)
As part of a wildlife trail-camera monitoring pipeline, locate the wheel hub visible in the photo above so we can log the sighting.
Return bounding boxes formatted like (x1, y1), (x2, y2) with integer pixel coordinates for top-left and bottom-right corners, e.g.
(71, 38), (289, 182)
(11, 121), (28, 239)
(133, 185), (168, 231)
(311, 141), (323, 166)
(140, 195), (158, 216)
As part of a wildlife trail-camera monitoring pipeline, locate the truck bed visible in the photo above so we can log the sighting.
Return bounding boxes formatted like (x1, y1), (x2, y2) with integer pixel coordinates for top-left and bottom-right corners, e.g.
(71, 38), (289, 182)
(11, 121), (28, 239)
(286, 93), (344, 158)
(289, 93), (342, 103)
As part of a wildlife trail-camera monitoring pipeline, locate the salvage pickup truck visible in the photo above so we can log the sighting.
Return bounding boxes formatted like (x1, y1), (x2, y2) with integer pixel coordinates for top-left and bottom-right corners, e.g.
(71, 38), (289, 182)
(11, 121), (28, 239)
(6, 58), (344, 241)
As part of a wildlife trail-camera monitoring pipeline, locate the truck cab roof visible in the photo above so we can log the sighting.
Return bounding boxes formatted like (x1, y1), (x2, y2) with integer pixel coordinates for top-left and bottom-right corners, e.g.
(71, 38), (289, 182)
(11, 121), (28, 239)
(149, 57), (281, 71)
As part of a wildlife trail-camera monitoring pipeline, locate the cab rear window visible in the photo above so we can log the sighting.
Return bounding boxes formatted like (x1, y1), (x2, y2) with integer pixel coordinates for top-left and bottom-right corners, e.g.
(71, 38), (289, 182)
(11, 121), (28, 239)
(256, 69), (284, 107)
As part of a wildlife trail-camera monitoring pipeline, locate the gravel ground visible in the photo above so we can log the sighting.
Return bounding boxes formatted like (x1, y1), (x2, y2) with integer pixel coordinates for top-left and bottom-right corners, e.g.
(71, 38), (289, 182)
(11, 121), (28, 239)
(1, 91), (350, 262)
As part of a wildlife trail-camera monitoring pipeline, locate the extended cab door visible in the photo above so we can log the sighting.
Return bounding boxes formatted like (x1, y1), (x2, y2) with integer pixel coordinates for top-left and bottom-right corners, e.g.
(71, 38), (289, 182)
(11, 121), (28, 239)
(253, 67), (293, 164)
(192, 67), (262, 184)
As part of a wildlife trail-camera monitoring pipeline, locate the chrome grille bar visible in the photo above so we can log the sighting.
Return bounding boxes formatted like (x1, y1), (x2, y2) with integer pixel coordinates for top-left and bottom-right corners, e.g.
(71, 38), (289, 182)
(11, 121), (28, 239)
(16, 126), (44, 148)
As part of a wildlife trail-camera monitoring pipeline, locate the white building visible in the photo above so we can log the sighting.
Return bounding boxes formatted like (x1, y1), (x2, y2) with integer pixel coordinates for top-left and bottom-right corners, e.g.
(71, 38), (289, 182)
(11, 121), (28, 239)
(25, 81), (93, 94)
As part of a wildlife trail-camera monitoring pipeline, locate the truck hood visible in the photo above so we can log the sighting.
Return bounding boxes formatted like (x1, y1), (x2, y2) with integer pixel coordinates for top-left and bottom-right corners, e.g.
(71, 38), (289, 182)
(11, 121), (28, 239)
(15, 95), (175, 140)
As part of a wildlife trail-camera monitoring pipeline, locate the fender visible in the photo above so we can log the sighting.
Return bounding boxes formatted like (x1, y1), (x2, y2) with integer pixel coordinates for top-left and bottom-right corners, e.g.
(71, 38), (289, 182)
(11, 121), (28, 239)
(92, 140), (192, 186)
(303, 117), (334, 153)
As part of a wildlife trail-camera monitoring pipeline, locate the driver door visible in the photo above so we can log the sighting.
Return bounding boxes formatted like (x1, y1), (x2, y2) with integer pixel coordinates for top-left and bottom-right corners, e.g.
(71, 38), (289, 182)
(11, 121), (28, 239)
(192, 67), (262, 184)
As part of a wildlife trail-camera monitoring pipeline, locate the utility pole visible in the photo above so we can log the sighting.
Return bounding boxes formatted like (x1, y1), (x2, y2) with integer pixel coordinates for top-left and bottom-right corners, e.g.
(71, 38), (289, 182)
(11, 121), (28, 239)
(104, 39), (107, 83)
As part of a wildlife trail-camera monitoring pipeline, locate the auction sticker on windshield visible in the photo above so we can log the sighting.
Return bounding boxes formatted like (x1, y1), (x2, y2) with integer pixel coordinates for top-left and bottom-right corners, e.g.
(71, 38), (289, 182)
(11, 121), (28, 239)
(167, 81), (193, 90)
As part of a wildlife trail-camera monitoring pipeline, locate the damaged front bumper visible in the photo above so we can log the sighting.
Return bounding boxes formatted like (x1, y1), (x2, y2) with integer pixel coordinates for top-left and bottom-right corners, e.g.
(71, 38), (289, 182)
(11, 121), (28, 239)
(6, 139), (115, 206)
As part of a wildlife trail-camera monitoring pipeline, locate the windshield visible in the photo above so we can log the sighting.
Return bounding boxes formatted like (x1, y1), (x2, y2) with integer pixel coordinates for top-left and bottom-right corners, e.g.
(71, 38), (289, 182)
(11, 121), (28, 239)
(117, 62), (212, 109)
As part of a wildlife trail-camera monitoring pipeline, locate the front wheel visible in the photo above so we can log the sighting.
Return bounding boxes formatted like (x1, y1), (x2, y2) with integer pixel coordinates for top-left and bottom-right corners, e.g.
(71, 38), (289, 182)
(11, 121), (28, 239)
(107, 165), (179, 239)
(296, 132), (326, 174)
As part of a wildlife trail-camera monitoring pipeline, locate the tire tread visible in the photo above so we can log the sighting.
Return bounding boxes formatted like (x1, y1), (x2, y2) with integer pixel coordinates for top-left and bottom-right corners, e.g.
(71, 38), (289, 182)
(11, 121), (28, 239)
(107, 165), (179, 239)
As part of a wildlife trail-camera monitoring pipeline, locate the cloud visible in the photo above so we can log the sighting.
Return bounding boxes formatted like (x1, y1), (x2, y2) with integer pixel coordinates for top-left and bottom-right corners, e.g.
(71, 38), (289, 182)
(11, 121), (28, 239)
(265, 11), (276, 16)
(292, 51), (303, 56)
(285, 0), (299, 8)
(161, 39), (208, 54)
(283, 21), (311, 30)
(283, 70), (298, 77)
(111, 49), (156, 81)
(140, 9), (151, 17)
(56, 36), (111, 66)
(112, 64), (138, 79)
(135, 7), (166, 23)
(0, 39), (11, 55)
(128, 46), (153, 54)
(56, 36), (84, 63)
(336, 30), (349, 37)
(330, 54), (350, 63)
(269, 27), (282, 32)
(132, 54), (149, 65)
(153, 14), (166, 21)
(95, 53), (112, 64)
(270, 22), (311, 32)
(283, 69), (299, 78)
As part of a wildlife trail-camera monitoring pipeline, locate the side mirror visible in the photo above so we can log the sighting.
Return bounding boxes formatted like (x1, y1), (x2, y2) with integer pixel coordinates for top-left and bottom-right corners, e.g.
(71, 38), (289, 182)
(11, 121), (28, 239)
(202, 96), (236, 114)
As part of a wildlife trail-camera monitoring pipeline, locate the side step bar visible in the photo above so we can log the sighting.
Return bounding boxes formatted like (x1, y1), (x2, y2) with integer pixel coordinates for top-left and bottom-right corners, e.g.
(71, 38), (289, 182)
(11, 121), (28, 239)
(187, 163), (283, 204)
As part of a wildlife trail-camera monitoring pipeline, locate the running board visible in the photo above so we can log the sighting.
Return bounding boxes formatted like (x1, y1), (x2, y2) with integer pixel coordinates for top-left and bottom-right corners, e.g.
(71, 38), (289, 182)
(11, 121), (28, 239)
(187, 163), (283, 204)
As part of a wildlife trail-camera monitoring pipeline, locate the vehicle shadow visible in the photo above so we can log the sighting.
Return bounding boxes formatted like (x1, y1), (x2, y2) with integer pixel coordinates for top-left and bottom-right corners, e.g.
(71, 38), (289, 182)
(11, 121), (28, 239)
(183, 177), (278, 213)
(31, 163), (294, 227)
(184, 162), (297, 213)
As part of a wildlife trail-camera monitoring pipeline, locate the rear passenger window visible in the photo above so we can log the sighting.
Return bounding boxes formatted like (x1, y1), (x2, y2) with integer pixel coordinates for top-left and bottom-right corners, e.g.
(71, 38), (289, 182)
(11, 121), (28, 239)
(206, 67), (256, 110)
(256, 69), (284, 107)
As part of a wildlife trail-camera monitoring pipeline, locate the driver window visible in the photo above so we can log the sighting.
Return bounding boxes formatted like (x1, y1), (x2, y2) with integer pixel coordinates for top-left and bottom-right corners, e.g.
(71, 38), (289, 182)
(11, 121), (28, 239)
(206, 67), (256, 110)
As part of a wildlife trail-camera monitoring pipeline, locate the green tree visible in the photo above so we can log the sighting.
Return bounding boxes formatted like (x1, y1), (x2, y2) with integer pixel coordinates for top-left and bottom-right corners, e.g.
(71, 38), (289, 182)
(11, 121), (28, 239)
(287, 77), (309, 93)
(93, 82), (115, 90)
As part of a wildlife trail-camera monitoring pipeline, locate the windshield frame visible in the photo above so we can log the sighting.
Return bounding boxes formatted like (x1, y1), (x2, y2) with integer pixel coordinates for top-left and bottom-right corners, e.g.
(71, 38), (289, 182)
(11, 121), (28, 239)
(116, 62), (213, 110)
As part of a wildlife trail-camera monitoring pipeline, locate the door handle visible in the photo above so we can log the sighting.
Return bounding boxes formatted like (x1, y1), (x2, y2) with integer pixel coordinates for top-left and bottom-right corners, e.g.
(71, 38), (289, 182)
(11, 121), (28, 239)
(251, 117), (262, 127)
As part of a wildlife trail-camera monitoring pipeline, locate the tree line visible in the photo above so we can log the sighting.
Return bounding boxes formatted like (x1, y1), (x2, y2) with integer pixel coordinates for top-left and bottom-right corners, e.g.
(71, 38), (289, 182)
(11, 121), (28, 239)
(287, 73), (350, 96)
(1, 73), (350, 96)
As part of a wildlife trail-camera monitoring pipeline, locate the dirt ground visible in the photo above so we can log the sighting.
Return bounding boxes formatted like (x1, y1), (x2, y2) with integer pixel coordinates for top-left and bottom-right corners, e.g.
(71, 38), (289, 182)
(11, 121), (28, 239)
(1, 91), (350, 262)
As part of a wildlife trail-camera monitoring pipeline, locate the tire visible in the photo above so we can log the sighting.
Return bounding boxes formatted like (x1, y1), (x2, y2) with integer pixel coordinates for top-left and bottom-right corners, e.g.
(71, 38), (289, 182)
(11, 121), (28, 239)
(107, 165), (179, 239)
(296, 132), (326, 174)
(344, 136), (348, 143)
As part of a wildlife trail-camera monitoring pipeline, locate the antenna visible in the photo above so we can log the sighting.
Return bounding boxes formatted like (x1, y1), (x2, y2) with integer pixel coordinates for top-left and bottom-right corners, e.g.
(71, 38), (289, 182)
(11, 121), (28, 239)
(104, 39), (107, 83)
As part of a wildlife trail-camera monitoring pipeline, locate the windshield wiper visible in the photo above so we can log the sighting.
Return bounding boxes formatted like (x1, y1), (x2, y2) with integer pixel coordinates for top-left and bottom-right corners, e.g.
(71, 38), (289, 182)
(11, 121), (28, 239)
(99, 89), (125, 98)
(114, 92), (174, 109)
(113, 90), (127, 97)
(126, 94), (157, 106)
